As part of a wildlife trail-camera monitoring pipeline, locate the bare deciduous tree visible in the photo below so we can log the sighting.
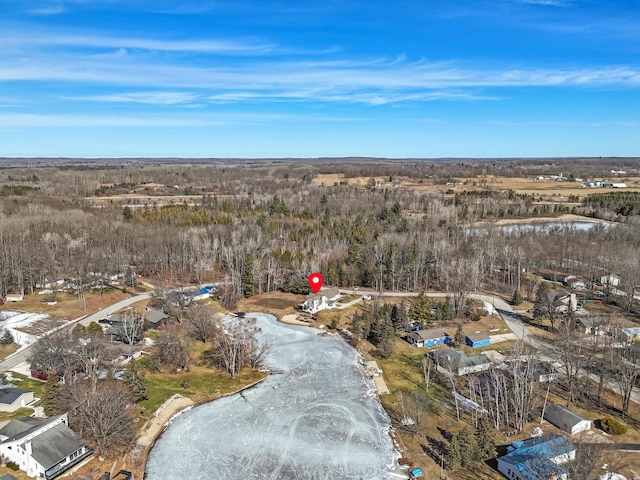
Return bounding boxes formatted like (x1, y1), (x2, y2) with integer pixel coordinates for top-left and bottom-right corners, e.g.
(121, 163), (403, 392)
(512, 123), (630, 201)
(155, 324), (192, 372)
(184, 305), (220, 343)
(59, 379), (136, 460)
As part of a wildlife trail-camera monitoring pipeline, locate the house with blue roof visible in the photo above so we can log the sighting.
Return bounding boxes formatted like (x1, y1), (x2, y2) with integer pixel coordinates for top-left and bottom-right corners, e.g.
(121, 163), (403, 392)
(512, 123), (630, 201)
(497, 433), (575, 480)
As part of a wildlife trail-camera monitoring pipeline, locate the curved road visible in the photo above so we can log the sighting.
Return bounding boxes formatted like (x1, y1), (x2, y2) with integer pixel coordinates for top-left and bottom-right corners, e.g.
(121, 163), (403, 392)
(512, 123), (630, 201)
(0, 292), (153, 374)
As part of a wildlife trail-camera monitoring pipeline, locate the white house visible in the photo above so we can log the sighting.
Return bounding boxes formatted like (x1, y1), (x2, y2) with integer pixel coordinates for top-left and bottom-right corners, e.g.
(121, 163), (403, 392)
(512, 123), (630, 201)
(429, 348), (491, 376)
(544, 403), (592, 435)
(0, 387), (35, 413)
(5, 293), (24, 302)
(300, 288), (341, 315)
(497, 433), (575, 480)
(0, 413), (91, 479)
(600, 274), (621, 288)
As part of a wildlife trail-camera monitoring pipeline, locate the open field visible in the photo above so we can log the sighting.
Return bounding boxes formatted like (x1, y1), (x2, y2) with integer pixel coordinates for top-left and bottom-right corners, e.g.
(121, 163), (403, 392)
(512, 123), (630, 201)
(314, 173), (640, 201)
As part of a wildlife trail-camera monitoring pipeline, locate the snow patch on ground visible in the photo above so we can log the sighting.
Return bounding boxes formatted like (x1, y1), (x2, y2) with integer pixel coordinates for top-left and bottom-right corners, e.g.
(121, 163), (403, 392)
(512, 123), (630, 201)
(0, 310), (50, 347)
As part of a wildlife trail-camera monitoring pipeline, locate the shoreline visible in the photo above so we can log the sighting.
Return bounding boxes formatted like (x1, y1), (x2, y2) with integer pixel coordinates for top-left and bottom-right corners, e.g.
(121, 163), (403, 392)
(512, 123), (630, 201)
(471, 213), (620, 228)
(123, 374), (269, 480)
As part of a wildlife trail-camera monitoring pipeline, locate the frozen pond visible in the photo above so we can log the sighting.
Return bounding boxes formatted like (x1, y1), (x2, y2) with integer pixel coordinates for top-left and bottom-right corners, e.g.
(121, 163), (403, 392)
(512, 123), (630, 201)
(469, 220), (618, 236)
(145, 313), (401, 480)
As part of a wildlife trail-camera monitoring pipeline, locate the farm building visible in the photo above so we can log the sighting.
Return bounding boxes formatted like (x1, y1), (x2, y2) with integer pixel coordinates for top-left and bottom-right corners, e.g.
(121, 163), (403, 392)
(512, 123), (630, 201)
(406, 328), (449, 347)
(543, 403), (592, 435)
(466, 332), (490, 348)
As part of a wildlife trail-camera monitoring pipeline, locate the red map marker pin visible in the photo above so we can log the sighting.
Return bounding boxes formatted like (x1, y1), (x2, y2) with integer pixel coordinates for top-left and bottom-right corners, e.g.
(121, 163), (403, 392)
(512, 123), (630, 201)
(308, 272), (323, 294)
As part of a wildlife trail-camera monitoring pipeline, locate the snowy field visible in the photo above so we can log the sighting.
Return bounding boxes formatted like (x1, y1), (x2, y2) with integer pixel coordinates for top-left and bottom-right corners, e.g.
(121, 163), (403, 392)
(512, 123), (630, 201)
(0, 310), (50, 347)
(146, 313), (402, 480)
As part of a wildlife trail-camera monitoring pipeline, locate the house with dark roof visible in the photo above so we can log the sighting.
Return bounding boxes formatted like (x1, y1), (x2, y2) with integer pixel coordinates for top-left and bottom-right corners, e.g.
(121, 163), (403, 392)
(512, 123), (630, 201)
(166, 285), (213, 307)
(544, 403), (592, 435)
(300, 288), (341, 315)
(0, 387), (35, 412)
(466, 332), (490, 348)
(0, 413), (91, 479)
(497, 433), (575, 480)
(429, 348), (491, 376)
(406, 328), (450, 347)
(547, 290), (577, 314)
(144, 307), (169, 330)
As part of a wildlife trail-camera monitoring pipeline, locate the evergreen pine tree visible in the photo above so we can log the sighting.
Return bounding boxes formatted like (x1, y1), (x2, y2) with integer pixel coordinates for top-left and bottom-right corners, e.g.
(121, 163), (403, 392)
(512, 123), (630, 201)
(454, 324), (466, 347)
(390, 304), (407, 332)
(242, 254), (255, 297)
(445, 435), (462, 469)
(475, 415), (497, 460)
(511, 289), (523, 306)
(122, 361), (148, 402)
(42, 371), (60, 417)
(457, 426), (479, 467)
(409, 293), (434, 329)
(0, 329), (14, 345)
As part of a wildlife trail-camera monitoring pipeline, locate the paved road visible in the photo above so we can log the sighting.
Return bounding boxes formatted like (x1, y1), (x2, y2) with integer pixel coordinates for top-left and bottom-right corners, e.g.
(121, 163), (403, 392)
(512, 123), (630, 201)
(0, 292), (153, 374)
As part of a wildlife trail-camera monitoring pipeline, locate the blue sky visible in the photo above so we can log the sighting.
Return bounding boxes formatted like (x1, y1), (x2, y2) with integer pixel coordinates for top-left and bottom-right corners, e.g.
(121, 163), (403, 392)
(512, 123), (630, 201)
(1, 0), (639, 158)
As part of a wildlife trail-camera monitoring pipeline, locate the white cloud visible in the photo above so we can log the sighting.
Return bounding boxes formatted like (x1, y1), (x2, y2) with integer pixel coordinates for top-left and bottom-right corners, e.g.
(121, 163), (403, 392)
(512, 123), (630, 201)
(67, 91), (201, 105)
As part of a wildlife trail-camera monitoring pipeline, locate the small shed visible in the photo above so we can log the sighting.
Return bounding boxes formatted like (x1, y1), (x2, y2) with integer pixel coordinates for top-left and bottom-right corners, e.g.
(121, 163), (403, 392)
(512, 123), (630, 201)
(544, 403), (592, 435)
(5, 293), (24, 302)
(466, 332), (490, 348)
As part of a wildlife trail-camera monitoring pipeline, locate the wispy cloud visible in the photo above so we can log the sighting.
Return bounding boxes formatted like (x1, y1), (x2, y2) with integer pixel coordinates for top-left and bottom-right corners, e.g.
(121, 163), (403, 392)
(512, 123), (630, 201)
(0, 29), (276, 55)
(0, 112), (366, 128)
(512, 0), (573, 6)
(66, 91), (201, 105)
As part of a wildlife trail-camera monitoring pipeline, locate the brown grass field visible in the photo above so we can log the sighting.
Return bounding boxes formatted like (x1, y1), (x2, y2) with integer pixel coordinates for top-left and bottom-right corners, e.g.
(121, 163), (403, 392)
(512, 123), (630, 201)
(314, 173), (640, 201)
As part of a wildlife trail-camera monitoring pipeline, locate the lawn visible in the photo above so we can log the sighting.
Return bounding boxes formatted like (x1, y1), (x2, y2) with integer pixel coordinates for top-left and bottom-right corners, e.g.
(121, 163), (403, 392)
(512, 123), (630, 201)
(136, 365), (265, 426)
(373, 338), (503, 479)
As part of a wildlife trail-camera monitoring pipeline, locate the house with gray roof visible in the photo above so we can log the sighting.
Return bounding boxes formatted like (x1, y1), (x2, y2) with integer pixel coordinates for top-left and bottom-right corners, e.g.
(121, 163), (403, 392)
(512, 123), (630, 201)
(576, 317), (604, 335)
(144, 307), (169, 330)
(543, 403), (592, 435)
(0, 387), (35, 412)
(300, 288), (341, 315)
(406, 328), (450, 347)
(429, 348), (491, 376)
(0, 413), (91, 479)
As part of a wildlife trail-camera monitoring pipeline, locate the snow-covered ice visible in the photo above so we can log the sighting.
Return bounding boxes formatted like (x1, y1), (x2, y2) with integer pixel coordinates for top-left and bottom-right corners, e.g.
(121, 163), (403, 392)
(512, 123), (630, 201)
(146, 313), (401, 480)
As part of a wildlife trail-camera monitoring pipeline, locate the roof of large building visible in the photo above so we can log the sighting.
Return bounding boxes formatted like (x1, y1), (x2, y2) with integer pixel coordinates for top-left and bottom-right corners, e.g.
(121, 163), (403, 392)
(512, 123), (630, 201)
(501, 433), (575, 480)
(412, 327), (449, 341)
(0, 387), (30, 405)
(430, 348), (490, 370)
(30, 422), (86, 469)
(466, 332), (490, 342)
(544, 403), (591, 430)
(0, 416), (43, 441)
(304, 287), (340, 303)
